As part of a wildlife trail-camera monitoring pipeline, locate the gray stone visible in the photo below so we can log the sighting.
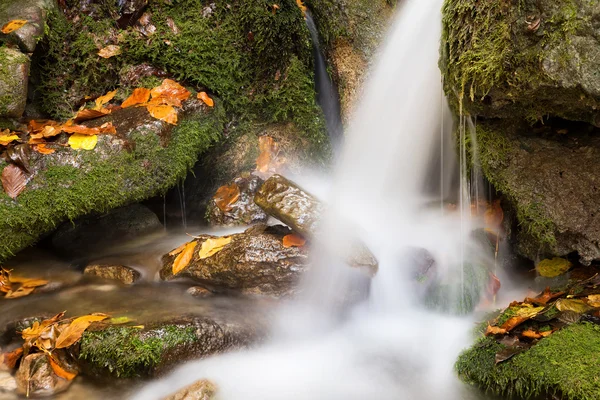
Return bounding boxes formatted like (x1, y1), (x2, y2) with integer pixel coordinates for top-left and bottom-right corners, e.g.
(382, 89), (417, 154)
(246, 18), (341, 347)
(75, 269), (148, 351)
(0, 47), (29, 118)
(0, 0), (56, 53)
(83, 264), (141, 285)
(206, 174), (267, 227)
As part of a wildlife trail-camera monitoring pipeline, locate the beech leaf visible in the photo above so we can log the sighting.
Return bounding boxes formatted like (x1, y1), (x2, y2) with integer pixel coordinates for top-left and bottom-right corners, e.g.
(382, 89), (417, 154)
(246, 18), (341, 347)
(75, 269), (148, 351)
(2, 164), (27, 199)
(55, 314), (109, 349)
(199, 237), (232, 259)
(122, 88), (151, 108)
(197, 92), (214, 107)
(74, 109), (109, 123)
(213, 184), (240, 212)
(48, 355), (78, 381)
(1, 347), (23, 369)
(282, 233), (306, 248)
(536, 257), (572, 278)
(1, 20), (27, 34)
(147, 104), (177, 125)
(172, 241), (197, 275)
(150, 79), (190, 106)
(68, 134), (98, 150)
(555, 298), (593, 314)
(94, 90), (117, 111)
(33, 144), (55, 155)
(98, 45), (121, 59)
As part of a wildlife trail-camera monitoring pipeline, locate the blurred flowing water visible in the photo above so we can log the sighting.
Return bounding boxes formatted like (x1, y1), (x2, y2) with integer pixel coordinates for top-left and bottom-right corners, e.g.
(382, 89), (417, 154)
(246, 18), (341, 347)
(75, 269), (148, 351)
(133, 0), (500, 399)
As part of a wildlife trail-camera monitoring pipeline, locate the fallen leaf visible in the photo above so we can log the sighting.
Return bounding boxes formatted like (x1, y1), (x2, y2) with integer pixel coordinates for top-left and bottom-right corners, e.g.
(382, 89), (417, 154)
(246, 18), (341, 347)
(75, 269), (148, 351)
(1, 20), (27, 34)
(213, 184), (240, 212)
(33, 144), (55, 155)
(5, 286), (35, 299)
(500, 306), (545, 331)
(0, 131), (19, 146)
(98, 45), (121, 59)
(296, 0), (307, 14)
(48, 355), (78, 380)
(122, 88), (151, 108)
(172, 241), (197, 275)
(197, 92), (214, 107)
(484, 200), (504, 234)
(256, 136), (282, 175)
(495, 345), (528, 364)
(2, 164), (27, 199)
(587, 294), (600, 308)
(526, 287), (564, 306)
(2, 347), (23, 369)
(555, 298), (593, 314)
(5, 143), (31, 172)
(536, 257), (572, 278)
(68, 134), (98, 150)
(55, 314), (109, 349)
(74, 109), (109, 123)
(150, 79), (190, 107)
(283, 233), (306, 248)
(199, 237), (232, 259)
(169, 243), (188, 257)
(147, 104), (177, 125)
(0, 268), (10, 293)
(107, 316), (134, 325)
(94, 90), (117, 111)
(62, 122), (115, 136)
(485, 324), (507, 336)
(272, 4), (280, 14)
(166, 17), (180, 34)
(521, 329), (541, 339)
(486, 272), (501, 297)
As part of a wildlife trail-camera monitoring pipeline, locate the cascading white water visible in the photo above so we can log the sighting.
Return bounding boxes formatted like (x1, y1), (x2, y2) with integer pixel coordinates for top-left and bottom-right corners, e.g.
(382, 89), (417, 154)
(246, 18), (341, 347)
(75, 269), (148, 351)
(133, 0), (492, 398)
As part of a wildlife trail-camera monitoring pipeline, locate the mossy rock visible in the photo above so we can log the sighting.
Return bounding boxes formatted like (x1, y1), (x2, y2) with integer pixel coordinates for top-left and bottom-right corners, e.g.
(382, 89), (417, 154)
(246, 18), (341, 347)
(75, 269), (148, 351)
(441, 0), (600, 124)
(456, 323), (600, 399)
(0, 46), (29, 118)
(0, 0), (56, 53)
(0, 99), (223, 261)
(470, 119), (600, 264)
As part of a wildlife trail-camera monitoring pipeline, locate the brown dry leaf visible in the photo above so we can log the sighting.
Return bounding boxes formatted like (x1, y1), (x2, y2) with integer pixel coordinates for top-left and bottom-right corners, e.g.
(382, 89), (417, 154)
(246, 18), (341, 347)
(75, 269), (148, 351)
(34, 144), (55, 155)
(166, 17), (180, 34)
(98, 45), (121, 59)
(213, 184), (240, 212)
(283, 234), (306, 248)
(2, 347), (23, 369)
(199, 237), (232, 259)
(0, 268), (10, 293)
(484, 200), (504, 233)
(147, 104), (178, 125)
(500, 306), (545, 332)
(485, 324), (507, 336)
(555, 298), (593, 314)
(12, 278), (49, 288)
(197, 92), (214, 107)
(1, 20), (27, 34)
(525, 287), (564, 306)
(48, 355), (78, 380)
(172, 241), (197, 275)
(5, 286), (35, 299)
(21, 312), (66, 346)
(256, 135), (282, 175)
(55, 314), (109, 349)
(122, 88), (151, 108)
(521, 329), (541, 339)
(272, 4), (280, 14)
(2, 164), (27, 199)
(94, 90), (117, 111)
(74, 109), (109, 123)
(168, 243), (188, 257)
(150, 79), (190, 107)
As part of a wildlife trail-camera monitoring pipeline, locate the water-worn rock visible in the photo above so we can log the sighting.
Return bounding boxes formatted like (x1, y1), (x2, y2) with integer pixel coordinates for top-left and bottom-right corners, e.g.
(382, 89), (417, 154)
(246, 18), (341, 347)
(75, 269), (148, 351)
(0, 47), (29, 119)
(255, 174), (378, 274)
(0, 371), (17, 392)
(83, 264), (141, 285)
(15, 354), (72, 397)
(160, 225), (309, 297)
(186, 286), (213, 298)
(476, 120), (600, 264)
(164, 379), (217, 400)
(206, 175), (268, 227)
(52, 203), (162, 258)
(0, 0), (56, 53)
(0, 98), (222, 261)
(441, 0), (600, 125)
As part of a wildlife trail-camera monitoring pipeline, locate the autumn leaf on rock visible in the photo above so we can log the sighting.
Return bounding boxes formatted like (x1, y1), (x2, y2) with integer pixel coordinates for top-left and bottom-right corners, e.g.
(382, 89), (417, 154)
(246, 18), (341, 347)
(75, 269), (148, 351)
(500, 305), (545, 332)
(34, 144), (55, 155)
(2, 164), (27, 199)
(68, 134), (98, 150)
(296, 0), (307, 14)
(1, 20), (27, 34)
(555, 298), (593, 314)
(98, 45), (121, 59)
(62, 122), (116, 135)
(283, 234), (306, 248)
(272, 4), (280, 14)
(587, 294), (600, 308)
(94, 90), (117, 111)
(172, 241), (197, 275)
(485, 324), (507, 336)
(169, 243), (188, 257)
(199, 237), (232, 259)
(213, 184), (240, 212)
(0, 129), (19, 146)
(122, 88), (151, 108)
(147, 104), (177, 125)
(150, 79), (190, 107)
(74, 109), (109, 123)
(1, 347), (23, 369)
(536, 257), (572, 278)
(55, 314), (108, 349)
(197, 92), (214, 107)
(48, 355), (77, 380)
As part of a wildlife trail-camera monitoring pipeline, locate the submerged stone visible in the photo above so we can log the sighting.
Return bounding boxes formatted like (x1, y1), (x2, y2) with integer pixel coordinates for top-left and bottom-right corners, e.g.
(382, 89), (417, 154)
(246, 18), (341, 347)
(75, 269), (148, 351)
(0, 47), (29, 119)
(83, 264), (141, 285)
(15, 354), (72, 397)
(206, 175), (268, 227)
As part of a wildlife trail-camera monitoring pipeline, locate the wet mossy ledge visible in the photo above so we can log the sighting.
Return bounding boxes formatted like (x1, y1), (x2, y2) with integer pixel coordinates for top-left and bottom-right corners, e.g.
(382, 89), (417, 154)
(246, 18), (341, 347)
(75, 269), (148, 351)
(456, 323), (600, 400)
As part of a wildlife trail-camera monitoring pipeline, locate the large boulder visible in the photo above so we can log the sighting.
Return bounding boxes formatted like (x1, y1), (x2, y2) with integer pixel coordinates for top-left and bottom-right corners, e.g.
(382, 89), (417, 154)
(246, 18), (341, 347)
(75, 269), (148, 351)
(441, 0), (600, 125)
(475, 120), (600, 264)
(0, 0), (56, 53)
(0, 99), (223, 261)
(160, 225), (309, 297)
(0, 47), (29, 119)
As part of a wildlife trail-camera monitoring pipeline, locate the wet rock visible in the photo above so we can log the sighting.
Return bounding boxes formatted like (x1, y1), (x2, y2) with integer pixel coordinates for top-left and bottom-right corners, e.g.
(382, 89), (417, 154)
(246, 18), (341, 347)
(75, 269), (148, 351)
(0, 371), (17, 392)
(0, 0), (56, 53)
(0, 47), (29, 119)
(186, 286), (212, 298)
(52, 204), (162, 258)
(83, 265), (141, 285)
(164, 379), (217, 400)
(476, 120), (600, 264)
(160, 225), (309, 297)
(255, 174), (378, 274)
(206, 174), (267, 227)
(15, 354), (72, 397)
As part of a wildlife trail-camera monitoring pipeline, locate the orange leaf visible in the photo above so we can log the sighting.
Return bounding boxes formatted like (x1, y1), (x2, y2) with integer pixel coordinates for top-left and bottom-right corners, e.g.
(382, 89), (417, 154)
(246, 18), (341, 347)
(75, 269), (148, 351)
(168, 243), (188, 257)
(55, 314), (109, 349)
(197, 92), (214, 107)
(147, 104), (178, 125)
(256, 136), (279, 173)
(150, 79), (190, 108)
(94, 90), (117, 111)
(484, 200), (504, 233)
(74, 109), (109, 123)
(213, 184), (240, 212)
(61, 122), (116, 135)
(172, 241), (197, 275)
(48, 355), (78, 381)
(521, 329), (541, 339)
(2, 347), (23, 369)
(283, 233), (306, 248)
(34, 144), (56, 154)
(98, 45), (121, 59)
(122, 88), (151, 108)
(2, 164), (27, 199)
(5, 286), (34, 298)
(485, 324), (507, 336)
(296, 0), (307, 14)
(1, 20), (27, 34)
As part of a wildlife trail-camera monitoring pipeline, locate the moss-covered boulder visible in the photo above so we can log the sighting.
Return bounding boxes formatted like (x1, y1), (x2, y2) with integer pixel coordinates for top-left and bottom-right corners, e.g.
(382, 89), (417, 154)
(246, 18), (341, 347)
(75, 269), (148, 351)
(0, 99), (223, 261)
(0, 47), (29, 118)
(0, 0), (56, 53)
(474, 119), (600, 264)
(456, 323), (600, 399)
(441, 0), (600, 124)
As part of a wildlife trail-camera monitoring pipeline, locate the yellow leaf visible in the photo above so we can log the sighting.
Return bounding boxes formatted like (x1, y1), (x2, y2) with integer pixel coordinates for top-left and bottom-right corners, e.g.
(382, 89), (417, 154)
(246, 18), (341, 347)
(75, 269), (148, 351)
(555, 298), (593, 314)
(1, 20), (27, 34)
(199, 237), (232, 259)
(172, 241), (197, 275)
(147, 104), (178, 125)
(55, 314), (109, 349)
(587, 294), (600, 308)
(0, 131), (19, 146)
(68, 134), (98, 150)
(94, 90), (117, 111)
(122, 88), (151, 108)
(296, 0), (307, 14)
(169, 243), (188, 257)
(197, 92), (214, 107)
(4, 286), (34, 299)
(48, 355), (78, 381)
(97, 45), (121, 59)
(536, 257), (572, 278)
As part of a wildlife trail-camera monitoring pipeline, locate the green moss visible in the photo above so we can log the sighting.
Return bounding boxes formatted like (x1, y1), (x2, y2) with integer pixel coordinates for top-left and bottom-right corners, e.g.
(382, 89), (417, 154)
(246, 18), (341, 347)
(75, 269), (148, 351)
(456, 323), (600, 399)
(0, 109), (223, 261)
(79, 325), (198, 378)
